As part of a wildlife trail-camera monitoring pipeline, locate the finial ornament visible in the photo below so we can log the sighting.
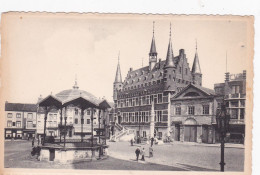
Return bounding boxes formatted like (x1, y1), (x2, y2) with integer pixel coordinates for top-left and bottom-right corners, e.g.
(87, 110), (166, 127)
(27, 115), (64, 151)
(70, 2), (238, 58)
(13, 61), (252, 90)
(118, 51), (120, 62)
(153, 21), (155, 36)
(196, 39), (198, 51)
(170, 22), (172, 37)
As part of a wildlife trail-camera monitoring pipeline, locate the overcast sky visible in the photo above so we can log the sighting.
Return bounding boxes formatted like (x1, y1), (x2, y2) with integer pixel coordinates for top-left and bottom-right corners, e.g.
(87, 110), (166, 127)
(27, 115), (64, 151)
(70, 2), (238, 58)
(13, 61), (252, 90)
(1, 13), (250, 103)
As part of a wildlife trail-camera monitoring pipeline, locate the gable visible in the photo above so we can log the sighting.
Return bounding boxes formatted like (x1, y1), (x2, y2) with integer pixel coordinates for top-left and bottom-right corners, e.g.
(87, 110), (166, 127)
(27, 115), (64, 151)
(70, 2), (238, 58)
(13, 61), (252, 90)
(173, 84), (214, 99)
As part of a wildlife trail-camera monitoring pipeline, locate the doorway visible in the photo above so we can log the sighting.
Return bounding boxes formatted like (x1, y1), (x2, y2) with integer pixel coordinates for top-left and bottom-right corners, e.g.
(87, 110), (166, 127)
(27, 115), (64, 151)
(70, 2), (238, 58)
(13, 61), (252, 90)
(49, 149), (55, 161)
(184, 125), (197, 142)
(202, 125), (209, 143)
(174, 124), (180, 141)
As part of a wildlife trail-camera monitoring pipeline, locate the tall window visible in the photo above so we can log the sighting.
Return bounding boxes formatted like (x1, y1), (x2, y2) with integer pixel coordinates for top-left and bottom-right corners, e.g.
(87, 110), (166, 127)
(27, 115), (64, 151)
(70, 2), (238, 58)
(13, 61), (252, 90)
(129, 99), (133, 107)
(188, 106), (195, 115)
(176, 106), (181, 115)
(203, 105), (210, 115)
(146, 95), (150, 105)
(143, 131), (147, 138)
(75, 118), (78, 124)
(16, 113), (21, 118)
(231, 85), (240, 94)
(87, 119), (90, 124)
(16, 121), (21, 127)
(7, 121), (12, 127)
(154, 94), (158, 104)
(75, 108), (79, 115)
(87, 110), (90, 115)
(126, 99), (129, 107)
(157, 111), (162, 122)
(179, 67), (182, 74)
(158, 94), (163, 103)
(135, 112), (138, 122)
(185, 68), (188, 75)
(7, 113), (13, 118)
(27, 121), (33, 128)
(27, 113), (33, 120)
(135, 97), (139, 106)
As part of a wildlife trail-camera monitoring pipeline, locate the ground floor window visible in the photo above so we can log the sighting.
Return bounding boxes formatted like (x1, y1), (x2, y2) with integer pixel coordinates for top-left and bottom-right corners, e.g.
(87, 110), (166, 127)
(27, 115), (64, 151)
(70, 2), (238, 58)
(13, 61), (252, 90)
(143, 131), (146, 138)
(158, 132), (162, 139)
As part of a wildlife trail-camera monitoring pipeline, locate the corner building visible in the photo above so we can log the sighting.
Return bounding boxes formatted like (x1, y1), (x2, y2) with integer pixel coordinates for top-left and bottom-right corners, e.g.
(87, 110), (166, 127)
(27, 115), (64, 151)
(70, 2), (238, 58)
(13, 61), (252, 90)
(113, 24), (202, 141)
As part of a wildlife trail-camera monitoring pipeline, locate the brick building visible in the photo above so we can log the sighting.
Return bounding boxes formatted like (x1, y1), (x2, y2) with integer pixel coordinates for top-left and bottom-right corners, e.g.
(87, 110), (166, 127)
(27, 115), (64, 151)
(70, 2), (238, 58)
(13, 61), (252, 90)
(5, 102), (37, 139)
(113, 23), (203, 141)
(214, 70), (246, 143)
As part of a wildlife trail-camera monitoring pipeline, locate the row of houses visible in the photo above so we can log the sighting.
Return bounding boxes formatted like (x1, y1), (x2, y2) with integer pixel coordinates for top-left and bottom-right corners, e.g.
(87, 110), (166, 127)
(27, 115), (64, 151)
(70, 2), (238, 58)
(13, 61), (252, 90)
(4, 81), (112, 140)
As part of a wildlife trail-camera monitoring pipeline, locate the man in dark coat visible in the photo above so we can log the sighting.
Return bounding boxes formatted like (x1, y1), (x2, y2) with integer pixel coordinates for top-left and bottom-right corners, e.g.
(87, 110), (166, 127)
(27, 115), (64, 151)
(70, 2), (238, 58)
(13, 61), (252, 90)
(151, 137), (154, 147)
(135, 147), (140, 161)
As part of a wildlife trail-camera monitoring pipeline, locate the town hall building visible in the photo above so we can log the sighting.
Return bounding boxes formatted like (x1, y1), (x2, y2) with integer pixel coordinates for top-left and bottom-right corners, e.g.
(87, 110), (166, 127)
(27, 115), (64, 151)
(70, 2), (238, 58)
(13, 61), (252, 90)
(112, 23), (203, 141)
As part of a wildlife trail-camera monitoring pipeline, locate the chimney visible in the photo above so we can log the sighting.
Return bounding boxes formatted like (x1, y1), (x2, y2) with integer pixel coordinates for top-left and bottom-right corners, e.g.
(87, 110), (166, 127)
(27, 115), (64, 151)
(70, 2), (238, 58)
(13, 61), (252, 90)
(243, 70), (246, 79)
(158, 59), (161, 69)
(225, 72), (230, 82)
(129, 68), (133, 72)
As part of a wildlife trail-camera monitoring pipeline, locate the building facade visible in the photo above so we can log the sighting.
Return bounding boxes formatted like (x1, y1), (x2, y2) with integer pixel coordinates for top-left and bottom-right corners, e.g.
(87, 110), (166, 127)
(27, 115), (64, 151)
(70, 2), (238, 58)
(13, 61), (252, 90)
(170, 84), (217, 143)
(5, 102), (37, 139)
(5, 81), (111, 141)
(113, 24), (203, 141)
(214, 70), (246, 143)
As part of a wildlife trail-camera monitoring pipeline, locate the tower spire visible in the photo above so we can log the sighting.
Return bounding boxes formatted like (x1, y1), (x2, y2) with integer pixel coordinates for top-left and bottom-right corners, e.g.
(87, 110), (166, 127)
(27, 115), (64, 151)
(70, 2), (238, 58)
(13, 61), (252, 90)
(164, 23), (174, 68)
(73, 74), (79, 89)
(114, 51), (122, 83)
(192, 40), (201, 74)
(149, 21), (158, 70)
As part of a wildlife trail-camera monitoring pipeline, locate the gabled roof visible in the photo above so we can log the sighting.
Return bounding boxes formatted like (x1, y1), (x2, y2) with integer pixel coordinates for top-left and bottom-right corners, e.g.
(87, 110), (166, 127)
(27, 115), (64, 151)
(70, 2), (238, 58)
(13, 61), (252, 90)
(173, 83), (215, 99)
(5, 102), (37, 112)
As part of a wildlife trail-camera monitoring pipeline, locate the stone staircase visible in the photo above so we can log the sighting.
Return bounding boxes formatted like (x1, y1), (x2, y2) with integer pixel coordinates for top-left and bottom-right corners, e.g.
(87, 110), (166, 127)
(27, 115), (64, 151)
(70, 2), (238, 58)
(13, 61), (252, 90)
(110, 123), (135, 142)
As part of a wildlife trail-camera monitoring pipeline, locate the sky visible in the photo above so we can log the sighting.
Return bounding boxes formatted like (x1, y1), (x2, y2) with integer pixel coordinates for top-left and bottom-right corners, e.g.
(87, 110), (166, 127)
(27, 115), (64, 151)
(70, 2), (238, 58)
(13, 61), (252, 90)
(1, 13), (251, 103)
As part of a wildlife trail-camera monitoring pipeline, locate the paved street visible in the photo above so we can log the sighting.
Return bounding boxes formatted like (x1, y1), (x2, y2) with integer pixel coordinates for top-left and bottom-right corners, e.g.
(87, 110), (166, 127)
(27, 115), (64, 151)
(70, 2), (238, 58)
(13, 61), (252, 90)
(4, 140), (244, 171)
(108, 141), (244, 171)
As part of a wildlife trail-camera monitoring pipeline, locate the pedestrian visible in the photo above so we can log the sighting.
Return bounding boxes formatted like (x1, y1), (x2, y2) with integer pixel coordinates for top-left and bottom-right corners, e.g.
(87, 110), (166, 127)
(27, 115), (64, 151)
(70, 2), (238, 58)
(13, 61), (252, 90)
(135, 147), (140, 161)
(32, 137), (35, 147)
(141, 147), (145, 161)
(130, 139), (134, 146)
(151, 137), (154, 147)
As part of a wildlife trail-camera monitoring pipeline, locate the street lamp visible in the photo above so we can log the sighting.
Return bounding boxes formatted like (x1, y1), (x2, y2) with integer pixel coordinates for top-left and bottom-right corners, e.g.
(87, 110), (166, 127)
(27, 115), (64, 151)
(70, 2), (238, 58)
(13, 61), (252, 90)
(216, 102), (230, 172)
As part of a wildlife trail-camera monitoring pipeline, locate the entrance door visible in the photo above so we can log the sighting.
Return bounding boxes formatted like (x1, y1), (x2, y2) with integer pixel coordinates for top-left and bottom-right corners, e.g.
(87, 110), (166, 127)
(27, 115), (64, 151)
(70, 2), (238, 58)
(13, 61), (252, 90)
(184, 126), (197, 142)
(12, 132), (16, 138)
(175, 124), (180, 141)
(202, 125), (208, 143)
(69, 130), (72, 137)
(49, 149), (55, 161)
(118, 116), (122, 124)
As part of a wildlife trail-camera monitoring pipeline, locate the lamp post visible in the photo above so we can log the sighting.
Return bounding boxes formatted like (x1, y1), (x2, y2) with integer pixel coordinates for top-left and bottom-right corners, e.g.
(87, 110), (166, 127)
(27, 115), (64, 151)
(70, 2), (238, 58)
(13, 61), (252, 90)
(216, 102), (230, 172)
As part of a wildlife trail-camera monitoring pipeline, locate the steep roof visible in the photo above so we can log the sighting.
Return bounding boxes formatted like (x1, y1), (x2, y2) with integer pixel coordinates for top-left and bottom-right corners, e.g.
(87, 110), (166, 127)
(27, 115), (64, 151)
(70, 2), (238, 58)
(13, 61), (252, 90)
(164, 37), (175, 68)
(191, 52), (201, 74)
(5, 103), (37, 112)
(149, 36), (157, 54)
(114, 61), (122, 83)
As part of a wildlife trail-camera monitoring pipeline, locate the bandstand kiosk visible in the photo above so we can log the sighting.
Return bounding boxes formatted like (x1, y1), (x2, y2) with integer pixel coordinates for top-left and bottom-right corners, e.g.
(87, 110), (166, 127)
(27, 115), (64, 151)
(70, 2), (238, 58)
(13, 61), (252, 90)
(37, 92), (110, 163)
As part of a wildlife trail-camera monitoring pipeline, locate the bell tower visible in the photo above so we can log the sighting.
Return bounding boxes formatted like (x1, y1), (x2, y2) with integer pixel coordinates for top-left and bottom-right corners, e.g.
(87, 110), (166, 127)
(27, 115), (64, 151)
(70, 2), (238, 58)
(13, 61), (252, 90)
(149, 21), (158, 70)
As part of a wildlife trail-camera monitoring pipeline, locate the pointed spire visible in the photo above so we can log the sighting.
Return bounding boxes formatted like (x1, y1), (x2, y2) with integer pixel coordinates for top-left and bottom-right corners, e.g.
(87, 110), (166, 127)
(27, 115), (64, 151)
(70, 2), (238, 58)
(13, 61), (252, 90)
(114, 52), (122, 83)
(192, 40), (201, 74)
(165, 23), (175, 68)
(73, 74), (79, 89)
(149, 21), (157, 55)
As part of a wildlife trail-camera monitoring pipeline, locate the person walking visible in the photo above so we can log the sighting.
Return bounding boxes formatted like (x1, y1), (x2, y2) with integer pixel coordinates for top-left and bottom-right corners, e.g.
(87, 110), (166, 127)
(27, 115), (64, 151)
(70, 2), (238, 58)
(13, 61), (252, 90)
(151, 137), (154, 147)
(141, 147), (145, 161)
(32, 137), (35, 147)
(135, 147), (140, 161)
